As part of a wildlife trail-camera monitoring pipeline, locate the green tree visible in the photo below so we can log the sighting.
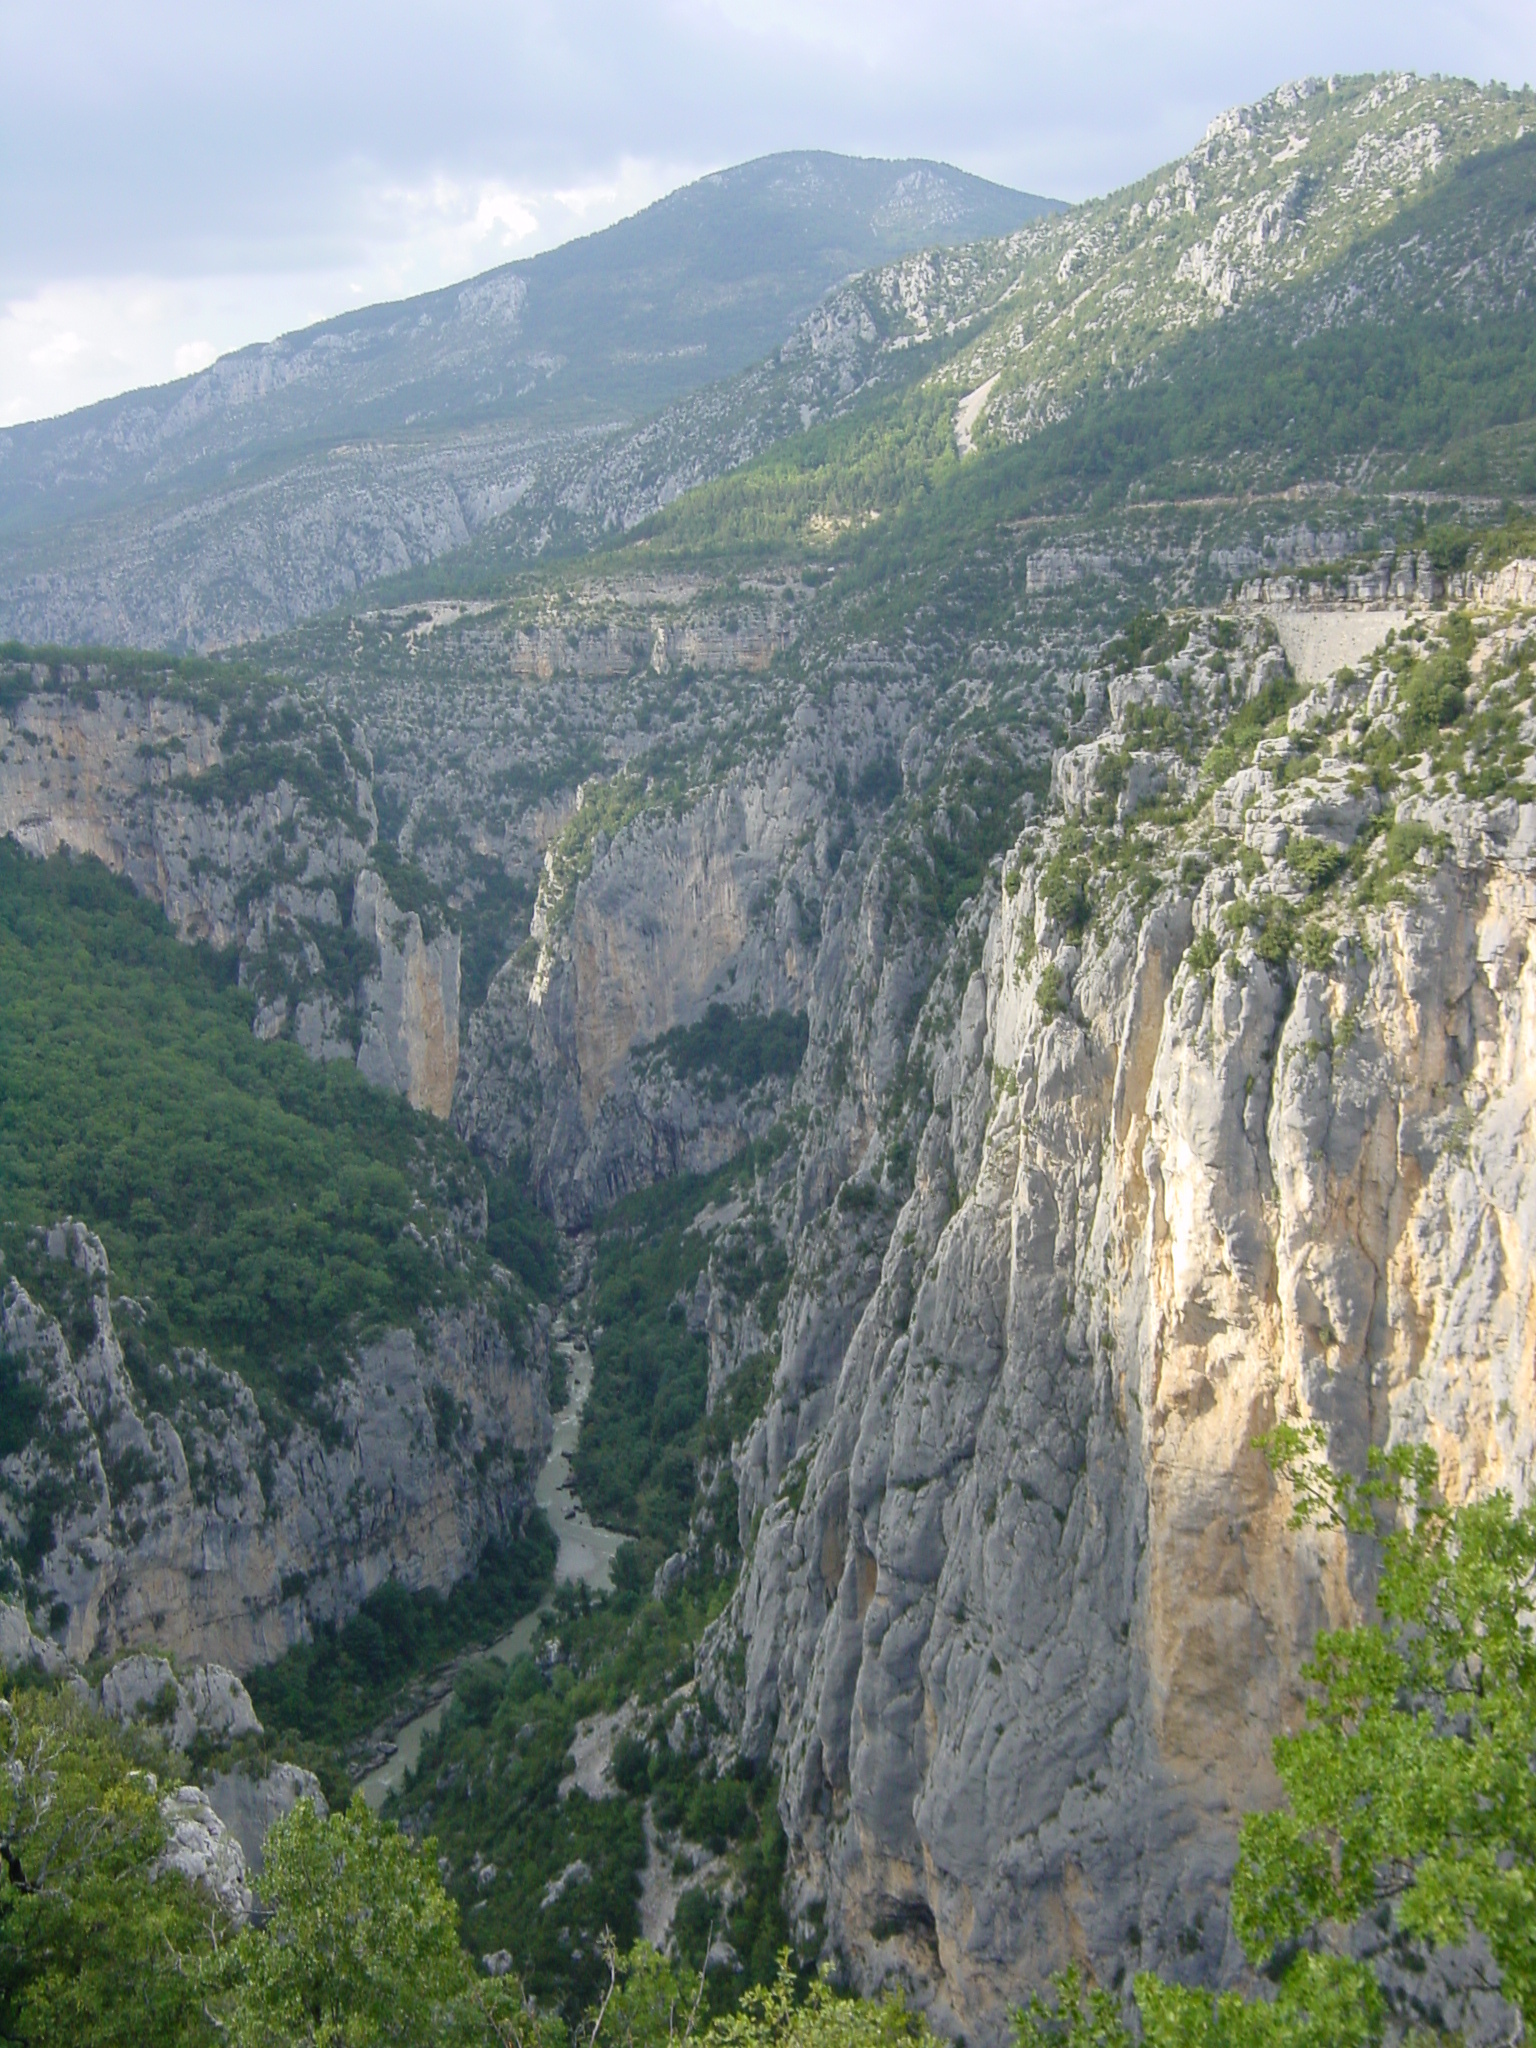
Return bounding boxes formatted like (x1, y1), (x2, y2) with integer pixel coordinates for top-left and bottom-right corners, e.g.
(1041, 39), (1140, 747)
(215, 1795), (552, 2048)
(0, 1683), (217, 2048)
(1012, 1964), (1136, 2048)
(703, 1955), (938, 2048)
(581, 1937), (708, 2048)
(1133, 1953), (1385, 2048)
(1226, 1427), (1536, 2033)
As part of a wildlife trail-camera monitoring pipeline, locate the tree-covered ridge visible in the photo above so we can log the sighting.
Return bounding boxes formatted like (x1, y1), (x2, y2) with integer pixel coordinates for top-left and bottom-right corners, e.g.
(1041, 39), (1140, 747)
(0, 845), (549, 1424)
(0, 154), (1054, 535)
(0, 156), (1055, 652)
(148, 71), (1529, 641)
(621, 72), (1535, 564)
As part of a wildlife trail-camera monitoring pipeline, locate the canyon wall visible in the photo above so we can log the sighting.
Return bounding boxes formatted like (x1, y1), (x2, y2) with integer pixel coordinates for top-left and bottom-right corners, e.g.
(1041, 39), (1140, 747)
(0, 1223), (549, 1671)
(713, 586), (1536, 2036)
(0, 670), (458, 1115)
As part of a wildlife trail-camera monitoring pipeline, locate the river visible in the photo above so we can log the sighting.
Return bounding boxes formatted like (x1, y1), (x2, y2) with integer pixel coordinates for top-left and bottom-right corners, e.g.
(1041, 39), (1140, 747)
(359, 1325), (624, 1810)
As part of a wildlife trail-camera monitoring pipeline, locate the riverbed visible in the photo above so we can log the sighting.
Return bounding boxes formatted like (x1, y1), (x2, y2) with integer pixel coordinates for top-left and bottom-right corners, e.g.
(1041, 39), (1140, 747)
(359, 1326), (624, 1809)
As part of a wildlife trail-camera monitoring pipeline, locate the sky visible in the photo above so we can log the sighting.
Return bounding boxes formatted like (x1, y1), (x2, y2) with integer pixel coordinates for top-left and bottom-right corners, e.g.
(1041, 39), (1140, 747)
(3, 0), (1534, 429)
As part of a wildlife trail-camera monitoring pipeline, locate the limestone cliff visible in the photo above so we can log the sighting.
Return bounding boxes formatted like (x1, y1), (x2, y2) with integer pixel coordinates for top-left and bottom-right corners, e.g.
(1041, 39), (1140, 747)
(354, 868), (461, 1115)
(714, 576), (1536, 2036)
(0, 660), (459, 1118)
(0, 1223), (549, 1671)
(460, 764), (826, 1222)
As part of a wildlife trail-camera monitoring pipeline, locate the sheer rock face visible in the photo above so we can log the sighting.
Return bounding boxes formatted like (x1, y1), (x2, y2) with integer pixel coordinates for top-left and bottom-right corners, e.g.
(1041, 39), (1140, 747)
(205, 1762), (329, 1873)
(459, 762), (830, 1225)
(727, 763), (1536, 2037)
(0, 681), (457, 1118)
(354, 868), (461, 1115)
(0, 1225), (550, 1672)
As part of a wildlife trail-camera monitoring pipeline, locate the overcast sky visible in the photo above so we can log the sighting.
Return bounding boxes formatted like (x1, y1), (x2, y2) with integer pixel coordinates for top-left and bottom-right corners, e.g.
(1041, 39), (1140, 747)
(3, 0), (1533, 428)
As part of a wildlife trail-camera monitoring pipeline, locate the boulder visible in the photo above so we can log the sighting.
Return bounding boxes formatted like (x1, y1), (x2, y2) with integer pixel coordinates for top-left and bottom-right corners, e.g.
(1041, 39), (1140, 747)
(205, 1762), (328, 1872)
(156, 1784), (253, 1921)
(99, 1655), (262, 1753)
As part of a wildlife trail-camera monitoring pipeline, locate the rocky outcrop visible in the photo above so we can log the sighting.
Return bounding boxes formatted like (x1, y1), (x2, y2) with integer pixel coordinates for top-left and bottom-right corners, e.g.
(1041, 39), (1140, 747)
(0, 674), (361, 955)
(156, 1784), (255, 1920)
(354, 868), (461, 1115)
(0, 1599), (329, 1905)
(715, 585), (1536, 2037)
(155, 1765), (329, 1915)
(0, 1599), (69, 1677)
(99, 1652), (262, 1750)
(0, 1223), (550, 1671)
(0, 665), (462, 1118)
(205, 1762), (329, 1871)
(461, 769), (825, 1222)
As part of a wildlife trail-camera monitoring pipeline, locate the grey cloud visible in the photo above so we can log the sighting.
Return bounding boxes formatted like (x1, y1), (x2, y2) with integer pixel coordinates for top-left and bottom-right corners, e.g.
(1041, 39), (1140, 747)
(5, 2), (1534, 296)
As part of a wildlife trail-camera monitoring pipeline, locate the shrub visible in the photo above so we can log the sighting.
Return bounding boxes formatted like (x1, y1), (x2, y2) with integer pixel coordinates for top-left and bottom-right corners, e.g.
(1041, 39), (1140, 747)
(1034, 964), (1067, 1015)
(1037, 852), (1091, 939)
(1285, 836), (1347, 894)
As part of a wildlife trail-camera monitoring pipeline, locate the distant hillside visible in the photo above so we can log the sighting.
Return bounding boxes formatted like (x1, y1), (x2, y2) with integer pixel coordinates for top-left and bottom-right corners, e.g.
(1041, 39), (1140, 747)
(633, 72), (1536, 568)
(0, 154), (1055, 650)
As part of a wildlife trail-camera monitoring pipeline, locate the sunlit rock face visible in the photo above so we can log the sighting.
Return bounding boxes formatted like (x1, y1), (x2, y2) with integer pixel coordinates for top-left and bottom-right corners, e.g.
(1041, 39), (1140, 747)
(354, 867), (461, 1116)
(721, 589), (1536, 2041)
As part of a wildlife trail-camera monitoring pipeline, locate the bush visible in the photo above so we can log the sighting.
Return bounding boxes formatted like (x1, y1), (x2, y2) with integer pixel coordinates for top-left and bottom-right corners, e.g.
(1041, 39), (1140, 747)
(1037, 850), (1091, 939)
(853, 753), (904, 808)
(1398, 649), (1468, 749)
(1034, 963), (1067, 1015)
(1285, 836), (1347, 894)
(612, 1732), (652, 1795)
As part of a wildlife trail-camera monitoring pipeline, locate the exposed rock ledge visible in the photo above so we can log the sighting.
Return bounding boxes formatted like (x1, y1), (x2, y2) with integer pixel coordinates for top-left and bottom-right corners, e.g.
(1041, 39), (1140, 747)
(0, 1222), (549, 1671)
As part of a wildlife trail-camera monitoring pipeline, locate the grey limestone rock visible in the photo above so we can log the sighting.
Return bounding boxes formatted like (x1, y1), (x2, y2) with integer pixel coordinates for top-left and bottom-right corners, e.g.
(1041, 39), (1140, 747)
(205, 1763), (328, 1872)
(0, 1600), (67, 1677)
(156, 1784), (254, 1922)
(354, 867), (461, 1115)
(711, 586), (1536, 2039)
(1, 1225), (550, 1671)
(98, 1655), (261, 1751)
